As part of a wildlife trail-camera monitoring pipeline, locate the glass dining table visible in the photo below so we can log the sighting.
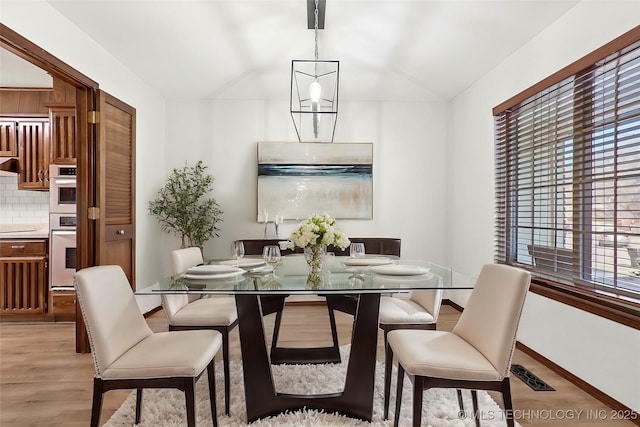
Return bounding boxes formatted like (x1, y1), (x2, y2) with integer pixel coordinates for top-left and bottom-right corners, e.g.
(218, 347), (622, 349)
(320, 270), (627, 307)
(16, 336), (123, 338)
(137, 254), (468, 423)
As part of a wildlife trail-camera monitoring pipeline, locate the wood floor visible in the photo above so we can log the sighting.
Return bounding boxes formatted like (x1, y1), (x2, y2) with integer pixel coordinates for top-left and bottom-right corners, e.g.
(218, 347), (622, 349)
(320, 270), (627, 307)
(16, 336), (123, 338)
(0, 304), (635, 427)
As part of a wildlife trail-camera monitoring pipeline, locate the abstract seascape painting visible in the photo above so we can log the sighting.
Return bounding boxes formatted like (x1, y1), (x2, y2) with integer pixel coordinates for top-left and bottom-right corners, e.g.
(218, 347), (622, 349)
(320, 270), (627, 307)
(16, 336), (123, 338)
(257, 142), (373, 220)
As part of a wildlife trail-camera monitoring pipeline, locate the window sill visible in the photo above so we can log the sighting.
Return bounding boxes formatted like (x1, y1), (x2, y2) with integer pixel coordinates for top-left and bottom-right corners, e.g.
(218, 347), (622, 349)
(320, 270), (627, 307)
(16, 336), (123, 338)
(530, 277), (640, 330)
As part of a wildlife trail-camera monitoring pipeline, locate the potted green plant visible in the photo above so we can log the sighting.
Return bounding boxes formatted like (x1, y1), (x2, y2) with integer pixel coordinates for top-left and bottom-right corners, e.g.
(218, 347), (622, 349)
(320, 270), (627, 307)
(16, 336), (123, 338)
(148, 161), (223, 250)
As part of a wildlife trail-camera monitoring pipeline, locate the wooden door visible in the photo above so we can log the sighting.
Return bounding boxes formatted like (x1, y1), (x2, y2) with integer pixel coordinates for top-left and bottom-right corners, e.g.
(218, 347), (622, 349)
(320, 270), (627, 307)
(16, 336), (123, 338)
(95, 91), (136, 287)
(49, 107), (76, 164)
(0, 120), (17, 156)
(74, 91), (136, 353)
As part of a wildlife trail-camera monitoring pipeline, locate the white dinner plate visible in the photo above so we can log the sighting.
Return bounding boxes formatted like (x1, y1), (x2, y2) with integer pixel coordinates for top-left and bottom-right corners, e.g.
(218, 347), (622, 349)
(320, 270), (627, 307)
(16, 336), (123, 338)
(342, 257), (393, 267)
(219, 258), (265, 268)
(186, 264), (240, 275)
(247, 265), (274, 274)
(183, 269), (246, 280)
(370, 265), (431, 276)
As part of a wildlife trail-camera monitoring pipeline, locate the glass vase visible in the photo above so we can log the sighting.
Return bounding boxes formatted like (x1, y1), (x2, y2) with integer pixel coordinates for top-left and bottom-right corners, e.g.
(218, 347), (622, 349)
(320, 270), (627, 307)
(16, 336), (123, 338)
(304, 244), (327, 288)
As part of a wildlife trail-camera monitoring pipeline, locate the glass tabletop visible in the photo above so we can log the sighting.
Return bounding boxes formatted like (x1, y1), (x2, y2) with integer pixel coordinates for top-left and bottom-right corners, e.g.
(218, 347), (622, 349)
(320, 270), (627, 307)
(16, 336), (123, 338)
(136, 254), (468, 295)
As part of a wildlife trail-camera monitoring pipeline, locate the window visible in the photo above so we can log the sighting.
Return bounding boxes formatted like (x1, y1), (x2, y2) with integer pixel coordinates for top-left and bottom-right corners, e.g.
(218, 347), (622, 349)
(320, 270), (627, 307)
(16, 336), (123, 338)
(494, 27), (640, 306)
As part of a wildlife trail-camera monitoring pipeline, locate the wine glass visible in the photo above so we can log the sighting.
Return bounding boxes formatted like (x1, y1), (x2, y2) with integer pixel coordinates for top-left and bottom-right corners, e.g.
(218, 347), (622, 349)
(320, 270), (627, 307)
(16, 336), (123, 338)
(231, 241), (245, 267)
(350, 242), (366, 258)
(324, 252), (336, 273)
(263, 245), (281, 271)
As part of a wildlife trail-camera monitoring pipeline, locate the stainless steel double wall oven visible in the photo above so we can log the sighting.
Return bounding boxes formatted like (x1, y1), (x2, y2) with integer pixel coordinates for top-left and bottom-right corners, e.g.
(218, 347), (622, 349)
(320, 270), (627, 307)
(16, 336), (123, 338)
(49, 164), (76, 289)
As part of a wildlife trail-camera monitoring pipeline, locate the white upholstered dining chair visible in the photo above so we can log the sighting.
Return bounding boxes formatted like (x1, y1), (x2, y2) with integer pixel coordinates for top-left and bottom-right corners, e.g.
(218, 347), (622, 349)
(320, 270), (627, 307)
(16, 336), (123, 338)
(75, 265), (221, 427)
(161, 247), (238, 416)
(388, 263), (531, 427)
(378, 287), (443, 419)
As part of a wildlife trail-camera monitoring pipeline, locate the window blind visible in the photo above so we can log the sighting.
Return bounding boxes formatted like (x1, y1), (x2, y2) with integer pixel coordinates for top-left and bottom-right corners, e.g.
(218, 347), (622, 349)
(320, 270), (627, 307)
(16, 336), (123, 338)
(494, 31), (640, 299)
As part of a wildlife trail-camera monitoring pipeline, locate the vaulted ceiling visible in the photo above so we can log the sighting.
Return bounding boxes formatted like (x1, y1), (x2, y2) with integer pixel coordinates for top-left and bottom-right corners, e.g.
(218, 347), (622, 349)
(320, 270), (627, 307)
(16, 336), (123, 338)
(7, 0), (581, 102)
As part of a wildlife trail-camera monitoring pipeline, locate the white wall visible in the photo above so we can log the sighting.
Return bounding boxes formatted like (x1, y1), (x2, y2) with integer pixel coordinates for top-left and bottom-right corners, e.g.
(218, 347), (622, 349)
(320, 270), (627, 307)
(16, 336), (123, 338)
(447, 0), (640, 411)
(164, 98), (449, 268)
(1, 1), (166, 310)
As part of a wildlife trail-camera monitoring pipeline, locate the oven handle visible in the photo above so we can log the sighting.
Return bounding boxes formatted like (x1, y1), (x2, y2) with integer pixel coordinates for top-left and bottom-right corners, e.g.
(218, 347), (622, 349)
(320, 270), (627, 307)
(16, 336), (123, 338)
(50, 178), (76, 185)
(51, 230), (77, 236)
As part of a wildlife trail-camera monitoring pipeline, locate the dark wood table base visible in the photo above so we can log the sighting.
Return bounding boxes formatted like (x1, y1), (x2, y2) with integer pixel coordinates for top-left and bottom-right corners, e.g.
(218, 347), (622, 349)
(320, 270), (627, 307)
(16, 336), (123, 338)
(235, 293), (381, 422)
(260, 295), (342, 365)
(270, 346), (342, 365)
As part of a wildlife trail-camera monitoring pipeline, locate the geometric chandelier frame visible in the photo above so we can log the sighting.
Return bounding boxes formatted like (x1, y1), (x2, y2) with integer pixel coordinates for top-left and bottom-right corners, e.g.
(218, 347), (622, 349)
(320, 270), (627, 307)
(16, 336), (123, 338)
(290, 59), (339, 142)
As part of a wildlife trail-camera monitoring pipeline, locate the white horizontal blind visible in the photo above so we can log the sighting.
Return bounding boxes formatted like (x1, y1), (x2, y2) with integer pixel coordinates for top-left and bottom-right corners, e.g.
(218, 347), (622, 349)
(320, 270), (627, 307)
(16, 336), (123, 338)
(494, 36), (640, 299)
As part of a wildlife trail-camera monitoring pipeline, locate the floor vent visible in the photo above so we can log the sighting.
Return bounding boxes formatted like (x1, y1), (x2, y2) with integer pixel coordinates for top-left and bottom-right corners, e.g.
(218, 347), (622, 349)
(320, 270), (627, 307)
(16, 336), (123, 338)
(510, 364), (555, 391)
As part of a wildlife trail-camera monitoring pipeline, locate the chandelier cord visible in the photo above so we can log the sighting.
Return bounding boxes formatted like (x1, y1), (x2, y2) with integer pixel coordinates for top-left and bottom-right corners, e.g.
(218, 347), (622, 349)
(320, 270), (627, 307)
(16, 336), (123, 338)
(314, 0), (319, 60)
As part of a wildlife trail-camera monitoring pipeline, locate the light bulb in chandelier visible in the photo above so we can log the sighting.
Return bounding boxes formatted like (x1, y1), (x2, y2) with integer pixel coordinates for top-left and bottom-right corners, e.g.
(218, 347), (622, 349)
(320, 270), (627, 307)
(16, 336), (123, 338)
(309, 80), (322, 103)
(310, 79), (322, 138)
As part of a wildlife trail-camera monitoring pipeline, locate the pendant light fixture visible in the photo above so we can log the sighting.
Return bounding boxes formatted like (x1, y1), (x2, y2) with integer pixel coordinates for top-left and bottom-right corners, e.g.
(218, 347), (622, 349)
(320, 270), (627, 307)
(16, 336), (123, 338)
(290, 0), (339, 142)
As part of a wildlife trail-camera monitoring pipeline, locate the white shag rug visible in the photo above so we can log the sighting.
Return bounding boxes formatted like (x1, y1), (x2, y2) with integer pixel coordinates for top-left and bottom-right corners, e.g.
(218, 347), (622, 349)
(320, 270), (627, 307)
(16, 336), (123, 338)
(105, 347), (520, 427)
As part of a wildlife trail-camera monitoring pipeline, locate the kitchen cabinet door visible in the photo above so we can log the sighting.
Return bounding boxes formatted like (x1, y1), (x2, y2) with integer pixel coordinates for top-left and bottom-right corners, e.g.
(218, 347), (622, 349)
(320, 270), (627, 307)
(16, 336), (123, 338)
(17, 119), (50, 190)
(0, 120), (17, 156)
(0, 257), (47, 315)
(49, 107), (76, 164)
(0, 239), (49, 318)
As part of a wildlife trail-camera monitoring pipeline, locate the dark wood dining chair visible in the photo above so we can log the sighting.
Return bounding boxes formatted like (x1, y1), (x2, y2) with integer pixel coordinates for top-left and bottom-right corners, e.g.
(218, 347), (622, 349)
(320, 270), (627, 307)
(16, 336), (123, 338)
(330, 237), (401, 257)
(240, 238), (301, 257)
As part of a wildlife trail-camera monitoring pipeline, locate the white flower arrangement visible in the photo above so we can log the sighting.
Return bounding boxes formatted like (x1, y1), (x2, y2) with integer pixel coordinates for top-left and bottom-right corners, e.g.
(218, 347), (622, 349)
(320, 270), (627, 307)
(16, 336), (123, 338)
(279, 212), (350, 250)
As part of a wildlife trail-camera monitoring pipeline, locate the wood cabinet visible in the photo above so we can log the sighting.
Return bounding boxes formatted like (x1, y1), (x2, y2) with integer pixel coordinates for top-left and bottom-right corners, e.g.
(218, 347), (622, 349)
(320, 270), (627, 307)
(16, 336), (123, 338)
(0, 239), (48, 318)
(0, 89), (52, 116)
(1, 83), (77, 185)
(46, 77), (77, 164)
(1, 110), (75, 189)
(0, 120), (17, 156)
(49, 107), (76, 164)
(51, 288), (75, 322)
(0, 116), (73, 189)
(16, 118), (50, 190)
(0, 117), (51, 188)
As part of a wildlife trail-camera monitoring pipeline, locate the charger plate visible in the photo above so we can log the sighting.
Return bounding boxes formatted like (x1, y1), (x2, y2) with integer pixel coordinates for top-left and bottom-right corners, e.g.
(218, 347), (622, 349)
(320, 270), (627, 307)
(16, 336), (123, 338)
(342, 257), (393, 267)
(370, 265), (430, 276)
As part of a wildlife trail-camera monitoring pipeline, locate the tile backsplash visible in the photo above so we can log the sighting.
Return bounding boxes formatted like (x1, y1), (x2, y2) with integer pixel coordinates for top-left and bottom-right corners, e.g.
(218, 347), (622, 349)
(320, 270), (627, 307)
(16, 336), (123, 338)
(0, 175), (49, 225)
